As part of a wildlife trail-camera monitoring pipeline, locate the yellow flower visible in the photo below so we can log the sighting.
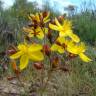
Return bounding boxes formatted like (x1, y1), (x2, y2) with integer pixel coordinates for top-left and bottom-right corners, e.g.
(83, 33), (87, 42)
(25, 12), (50, 39)
(28, 13), (40, 22)
(51, 37), (70, 53)
(42, 12), (50, 23)
(67, 42), (92, 62)
(10, 43), (44, 70)
(23, 27), (48, 39)
(29, 12), (50, 23)
(49, 18), (80, 43)
(51, 44), (64, 53)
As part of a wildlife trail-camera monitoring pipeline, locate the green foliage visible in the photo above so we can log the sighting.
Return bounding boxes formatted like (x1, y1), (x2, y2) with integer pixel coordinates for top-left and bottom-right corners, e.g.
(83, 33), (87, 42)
(0, 0), (40, 51)
(73, 11), (96, 45)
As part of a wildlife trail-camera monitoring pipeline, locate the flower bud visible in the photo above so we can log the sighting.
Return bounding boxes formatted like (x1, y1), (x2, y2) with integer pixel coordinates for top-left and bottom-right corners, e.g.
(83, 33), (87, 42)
(58, 16), (64, 21)
(7, 76), (16, 81)
(6, 49), (17, 55)
(11, 60), (20, 76)
(43, 11), (48, 18)
(47, 29), (53, 44)
(43, 44), (51, 56)
(33, 62), (44, 70)
(52, 56), (59, 68)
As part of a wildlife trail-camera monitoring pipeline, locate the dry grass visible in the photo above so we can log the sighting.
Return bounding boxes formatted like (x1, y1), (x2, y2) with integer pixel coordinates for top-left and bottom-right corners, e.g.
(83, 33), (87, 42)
(0, 46), (96, 96)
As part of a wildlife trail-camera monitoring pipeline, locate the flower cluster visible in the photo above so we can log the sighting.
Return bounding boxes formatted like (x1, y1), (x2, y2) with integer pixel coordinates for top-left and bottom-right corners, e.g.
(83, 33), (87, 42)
(9, 12), (92, 71)
(23, 12), (50, 39)
(50, 18), (92, 62)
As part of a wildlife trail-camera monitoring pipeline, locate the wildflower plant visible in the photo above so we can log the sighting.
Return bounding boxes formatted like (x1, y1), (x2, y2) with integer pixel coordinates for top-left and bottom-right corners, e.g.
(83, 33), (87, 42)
(7, 11), (92, 95)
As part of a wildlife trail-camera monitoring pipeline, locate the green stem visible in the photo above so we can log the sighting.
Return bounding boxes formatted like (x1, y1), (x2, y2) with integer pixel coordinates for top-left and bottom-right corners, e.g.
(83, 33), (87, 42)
(40, 27), (46, 96)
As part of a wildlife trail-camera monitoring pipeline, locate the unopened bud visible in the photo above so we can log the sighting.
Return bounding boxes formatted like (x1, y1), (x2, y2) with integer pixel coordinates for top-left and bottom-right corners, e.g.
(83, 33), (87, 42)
(43, 11), (48, 18)
(52, 56), (60, 68)
(47, 29), (52, 44)
(33, 62), (44, 70)
(43, 44), (51, 56)
(6, 49), (17, 55)
(58, 16), (64, 21)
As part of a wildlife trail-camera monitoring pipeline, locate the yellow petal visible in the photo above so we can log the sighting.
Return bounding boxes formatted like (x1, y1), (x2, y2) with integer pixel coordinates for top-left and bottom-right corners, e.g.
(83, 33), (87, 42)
(35, 13), (40, 22)
(59, 31), (67, 37)
(23, 27), (34, 33)
(28, 16), (32, 21)
(56, 37), (70, 46)
(57, 37), (65, 44)
(49, 23), (59, 30)
(36, 28), (44, 39)
(10, 51), (23, 59)
(78, 42), (86, 53)
(51, 44), (64, 53)
(55, 18), (62, 28)
(51, 44), (60, 51)
(28, 32), (34, 37)
(35, 27), (44, 39)
(44, 18), (50, 23)
(67, 42), (78, 54)
(20, 54), (29, 70)
(58, 47), (65, 53)
(37, 32), (44, 39)
(28, 14), (35, 21)
(63, 20), (72, 29)
(28, 44), (42, 52)
(79, 53), (92, 62)
(18, 44), (27, 51)
(43, 28), (48, 34)
(68, 32), (80, 43)
(43, 12), (50, 23)
(29, 51), (44, 61)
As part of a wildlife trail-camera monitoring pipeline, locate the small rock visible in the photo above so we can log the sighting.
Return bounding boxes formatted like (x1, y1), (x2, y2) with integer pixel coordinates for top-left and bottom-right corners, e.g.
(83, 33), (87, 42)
(0, 86), (5, 90)
(10, 80), (18, 85)
(3, 87), (9, 93)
